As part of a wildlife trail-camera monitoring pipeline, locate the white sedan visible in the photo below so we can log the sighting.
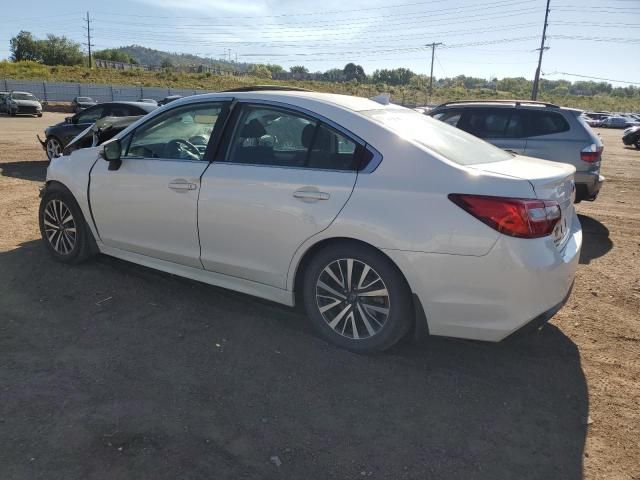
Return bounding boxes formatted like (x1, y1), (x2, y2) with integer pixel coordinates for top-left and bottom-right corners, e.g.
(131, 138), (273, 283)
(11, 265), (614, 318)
(40, 89), (581, 352)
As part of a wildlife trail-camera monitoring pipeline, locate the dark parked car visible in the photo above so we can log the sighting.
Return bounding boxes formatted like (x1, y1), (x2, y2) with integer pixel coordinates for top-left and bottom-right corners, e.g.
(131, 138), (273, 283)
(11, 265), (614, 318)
(158, 95), (182, 106)
(138, 98), (158, 105)
(0, 91), (9, 113)
(71, 96), (98, 113)
(622, 126), (640, 149)
(39, 101), (157, 160)
(63, 115), (143, 156)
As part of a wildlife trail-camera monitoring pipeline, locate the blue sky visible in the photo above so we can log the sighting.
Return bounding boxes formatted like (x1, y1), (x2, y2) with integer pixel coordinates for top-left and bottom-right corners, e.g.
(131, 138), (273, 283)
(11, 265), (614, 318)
(1, 0), (638, 86)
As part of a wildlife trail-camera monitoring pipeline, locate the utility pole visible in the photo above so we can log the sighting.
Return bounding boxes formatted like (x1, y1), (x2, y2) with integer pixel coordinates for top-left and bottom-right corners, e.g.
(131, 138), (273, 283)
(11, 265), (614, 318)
(84, 11), (93, 68)
(531, 0), (551, 100)
(426, 42), (443, 103)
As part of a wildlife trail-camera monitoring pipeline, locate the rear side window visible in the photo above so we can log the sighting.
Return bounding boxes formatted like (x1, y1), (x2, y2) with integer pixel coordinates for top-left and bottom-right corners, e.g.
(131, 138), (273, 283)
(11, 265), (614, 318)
(224, 105), (361, 171)
(526, 111), (570, 136)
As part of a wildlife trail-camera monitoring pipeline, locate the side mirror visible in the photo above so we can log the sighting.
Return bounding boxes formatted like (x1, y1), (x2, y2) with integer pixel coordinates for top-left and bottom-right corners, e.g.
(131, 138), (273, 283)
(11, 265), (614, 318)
(65, 116), (72, 123)
(102, 139), (122, 171)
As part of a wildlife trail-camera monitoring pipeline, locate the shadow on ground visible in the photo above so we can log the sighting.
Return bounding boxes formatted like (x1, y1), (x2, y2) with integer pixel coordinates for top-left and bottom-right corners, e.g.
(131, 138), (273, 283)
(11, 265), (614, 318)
(0, 241), (588, 480)
(0, 160), (48, 182)
(578, 214), (613, 264)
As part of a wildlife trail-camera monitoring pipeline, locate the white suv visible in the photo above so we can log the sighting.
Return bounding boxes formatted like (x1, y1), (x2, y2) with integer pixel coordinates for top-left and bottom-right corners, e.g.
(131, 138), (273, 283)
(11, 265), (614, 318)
(40, 90), (581, 352)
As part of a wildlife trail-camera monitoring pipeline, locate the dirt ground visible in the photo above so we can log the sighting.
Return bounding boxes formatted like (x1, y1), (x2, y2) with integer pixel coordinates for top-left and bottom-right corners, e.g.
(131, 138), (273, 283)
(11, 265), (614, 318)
(0, 112), (638, 480)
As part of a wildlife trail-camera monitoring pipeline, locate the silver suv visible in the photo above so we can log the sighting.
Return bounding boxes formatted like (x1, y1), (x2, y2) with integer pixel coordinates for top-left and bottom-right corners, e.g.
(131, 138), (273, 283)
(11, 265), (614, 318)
(429, 100), (604, 202)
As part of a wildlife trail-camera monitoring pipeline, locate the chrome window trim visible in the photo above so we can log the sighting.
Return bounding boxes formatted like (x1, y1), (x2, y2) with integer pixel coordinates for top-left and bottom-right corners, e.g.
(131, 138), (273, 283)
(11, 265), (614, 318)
(219, 99), (383, 173)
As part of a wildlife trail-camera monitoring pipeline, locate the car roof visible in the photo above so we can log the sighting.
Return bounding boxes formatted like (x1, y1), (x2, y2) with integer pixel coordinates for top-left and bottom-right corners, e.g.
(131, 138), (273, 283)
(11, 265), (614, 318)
(100, 101), (158, 112)
(172, 91), (391, 113)
(431, 100), (582, 115)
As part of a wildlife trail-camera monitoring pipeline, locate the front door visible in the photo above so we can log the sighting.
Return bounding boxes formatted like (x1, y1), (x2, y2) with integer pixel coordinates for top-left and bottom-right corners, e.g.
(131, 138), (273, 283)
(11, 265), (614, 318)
(198, 103), (361, 288)
(90, 101), (228, 268)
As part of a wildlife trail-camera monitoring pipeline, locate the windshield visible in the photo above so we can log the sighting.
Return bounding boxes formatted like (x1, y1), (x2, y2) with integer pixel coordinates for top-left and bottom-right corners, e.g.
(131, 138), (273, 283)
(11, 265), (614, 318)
(361, 108), (513, 165)
(77, 97), (93, 102)
(12, 93), (36, 101)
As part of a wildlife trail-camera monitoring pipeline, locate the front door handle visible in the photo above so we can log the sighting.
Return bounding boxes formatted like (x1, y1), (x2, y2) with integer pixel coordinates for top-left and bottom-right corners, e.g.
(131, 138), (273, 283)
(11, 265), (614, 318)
(293, 189), (330, 201)
(168, 179), (197, 191)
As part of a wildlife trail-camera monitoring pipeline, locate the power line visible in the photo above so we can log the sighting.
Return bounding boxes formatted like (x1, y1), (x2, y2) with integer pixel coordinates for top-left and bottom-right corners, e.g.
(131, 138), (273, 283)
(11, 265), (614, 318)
(543, 71), (640, 86)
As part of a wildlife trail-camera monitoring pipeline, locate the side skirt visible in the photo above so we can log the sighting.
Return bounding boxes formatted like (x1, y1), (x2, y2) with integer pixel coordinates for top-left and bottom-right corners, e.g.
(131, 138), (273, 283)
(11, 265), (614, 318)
(98, 243), (295, 307)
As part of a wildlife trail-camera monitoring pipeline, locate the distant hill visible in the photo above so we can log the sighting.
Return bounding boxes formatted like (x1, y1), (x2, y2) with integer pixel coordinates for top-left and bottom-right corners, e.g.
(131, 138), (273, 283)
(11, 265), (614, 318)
(115, 45), (251, 72)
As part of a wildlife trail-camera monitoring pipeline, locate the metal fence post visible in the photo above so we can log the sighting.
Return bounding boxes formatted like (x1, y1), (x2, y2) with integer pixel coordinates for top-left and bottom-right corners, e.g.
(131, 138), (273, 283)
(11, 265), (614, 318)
(110, 85), (114, 101)
(78, 84), (81, 96)
(4, 79), (7, 91)
(140, 86), (143, 99)
(42, 81), (47, 102)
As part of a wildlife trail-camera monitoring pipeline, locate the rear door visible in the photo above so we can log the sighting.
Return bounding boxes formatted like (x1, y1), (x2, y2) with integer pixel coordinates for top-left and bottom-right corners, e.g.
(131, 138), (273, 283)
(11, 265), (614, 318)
(198, 102), (363, 288)
(459, 108), (527, 154)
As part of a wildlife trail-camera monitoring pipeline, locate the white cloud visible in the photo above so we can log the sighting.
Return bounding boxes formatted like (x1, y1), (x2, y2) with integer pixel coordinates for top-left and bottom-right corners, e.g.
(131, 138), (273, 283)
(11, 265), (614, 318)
(137, 0), (267, 15)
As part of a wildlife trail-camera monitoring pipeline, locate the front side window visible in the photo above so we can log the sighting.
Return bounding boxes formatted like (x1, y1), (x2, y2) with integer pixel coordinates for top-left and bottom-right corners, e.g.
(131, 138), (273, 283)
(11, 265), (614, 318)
(433, 110), (462, 127)
(76, 106), (105, 124)
(225, 105), (360, 171)
(463, 109), (511, 139)
(125, 103), (224, 160)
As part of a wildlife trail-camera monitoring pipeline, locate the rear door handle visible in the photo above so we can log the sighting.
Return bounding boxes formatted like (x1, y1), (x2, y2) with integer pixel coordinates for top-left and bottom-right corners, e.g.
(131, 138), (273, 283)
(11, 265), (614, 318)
(293, 189), (330, 201)
(168, 179), (197, 191)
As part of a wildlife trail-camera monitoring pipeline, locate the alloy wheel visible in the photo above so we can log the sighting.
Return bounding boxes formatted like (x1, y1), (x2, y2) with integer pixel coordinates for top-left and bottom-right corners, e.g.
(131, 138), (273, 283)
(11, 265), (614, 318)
(43, 199), (77, 255)
(46, 138), (62, 159)
(315, 258), (390, 340)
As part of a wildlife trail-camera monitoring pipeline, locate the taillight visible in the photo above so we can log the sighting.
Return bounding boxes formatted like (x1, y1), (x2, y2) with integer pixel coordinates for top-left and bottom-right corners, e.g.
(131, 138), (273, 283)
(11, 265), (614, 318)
(448, 194), (561, 239)
(581, 143), (603, 163)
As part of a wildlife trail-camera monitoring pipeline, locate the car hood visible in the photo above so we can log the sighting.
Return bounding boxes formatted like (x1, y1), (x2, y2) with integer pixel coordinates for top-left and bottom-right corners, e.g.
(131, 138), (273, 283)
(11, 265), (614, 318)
(13, 99), (41, 107)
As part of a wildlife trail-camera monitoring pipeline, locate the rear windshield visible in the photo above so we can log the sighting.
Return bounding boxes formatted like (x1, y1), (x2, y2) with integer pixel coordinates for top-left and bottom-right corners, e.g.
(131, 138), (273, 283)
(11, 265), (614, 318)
(12, 93), (36, 101)
(361, 108), (512, 165)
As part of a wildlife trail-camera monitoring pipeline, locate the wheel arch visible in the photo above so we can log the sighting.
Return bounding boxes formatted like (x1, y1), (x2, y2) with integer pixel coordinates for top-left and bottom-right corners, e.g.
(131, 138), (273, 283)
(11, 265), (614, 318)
(290, 236), (429, 338)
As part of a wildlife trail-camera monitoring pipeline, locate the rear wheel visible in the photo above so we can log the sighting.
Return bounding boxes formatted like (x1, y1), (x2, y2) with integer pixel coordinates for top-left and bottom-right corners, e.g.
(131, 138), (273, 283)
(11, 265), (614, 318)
(303, 242), (413, 353)
(39, 186), (96, 264)
(635, 140), (640, 150)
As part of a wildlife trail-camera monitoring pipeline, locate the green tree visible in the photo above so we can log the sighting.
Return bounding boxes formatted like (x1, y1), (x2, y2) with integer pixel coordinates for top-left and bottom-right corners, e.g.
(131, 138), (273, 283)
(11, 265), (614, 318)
(343, 62), (366, 82)
(248, 64), (272, 79)
(289, 65), (309, 74)
(94, 48), (138, 64)
(9, 31), (41, 62)
(160, 58), (174, 69)
(38, 34), (84, 66)
(371, 68), (415, 86)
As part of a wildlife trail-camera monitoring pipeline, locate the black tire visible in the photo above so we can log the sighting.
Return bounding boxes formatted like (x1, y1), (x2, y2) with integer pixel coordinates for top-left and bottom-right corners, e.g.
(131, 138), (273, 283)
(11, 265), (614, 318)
(635, 140), (640, 150)
(38, 184), (97, 264)
(37, 113), (42, 117)
(45, 136), (63, 161)
(302, 241), (413, 353)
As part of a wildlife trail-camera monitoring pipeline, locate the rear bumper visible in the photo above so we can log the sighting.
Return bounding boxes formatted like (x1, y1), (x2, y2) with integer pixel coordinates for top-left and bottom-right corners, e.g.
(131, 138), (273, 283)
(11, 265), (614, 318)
(384, 211), (582, 342)
(574, 172), (604, 202)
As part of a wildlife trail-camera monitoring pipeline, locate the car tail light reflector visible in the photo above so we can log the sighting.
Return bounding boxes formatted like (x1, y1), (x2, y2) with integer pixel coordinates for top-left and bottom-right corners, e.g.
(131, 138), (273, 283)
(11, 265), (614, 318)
(581, 144), (603, 163)
(448, 194), (561, 239)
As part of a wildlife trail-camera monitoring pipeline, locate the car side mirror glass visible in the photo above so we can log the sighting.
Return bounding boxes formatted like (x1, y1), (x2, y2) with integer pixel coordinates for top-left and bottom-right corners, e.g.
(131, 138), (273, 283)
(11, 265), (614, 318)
(102, 139), (123, 170)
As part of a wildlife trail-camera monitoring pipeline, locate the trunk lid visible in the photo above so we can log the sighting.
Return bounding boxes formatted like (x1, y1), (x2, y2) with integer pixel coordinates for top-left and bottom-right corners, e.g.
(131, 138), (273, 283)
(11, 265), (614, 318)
(468, 155), (576, 248)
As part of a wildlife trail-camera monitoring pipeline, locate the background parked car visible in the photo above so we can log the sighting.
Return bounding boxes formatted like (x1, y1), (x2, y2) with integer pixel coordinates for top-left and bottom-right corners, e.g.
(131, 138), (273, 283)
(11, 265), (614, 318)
(429, 100), (604, 202)
(138, 98), (158, 105)
(601, 116), (637, 128)
(62, 115), (144, 156)
(39, 101), (157, 160)
(157, 95), (182, 106)
(622, 125), (640, 149)
(71, 96), (98, 113)
(0, 91), (9, 113)
(6, 90), (42, 117)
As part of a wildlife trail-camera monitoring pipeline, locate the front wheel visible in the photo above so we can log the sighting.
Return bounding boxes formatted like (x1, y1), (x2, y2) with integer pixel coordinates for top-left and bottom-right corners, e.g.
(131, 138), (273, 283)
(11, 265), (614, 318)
(45, 136), (63, 160)
(635, 140), (640, 150)
(39, 186), (96, 264)
(302, 242), (413, 353)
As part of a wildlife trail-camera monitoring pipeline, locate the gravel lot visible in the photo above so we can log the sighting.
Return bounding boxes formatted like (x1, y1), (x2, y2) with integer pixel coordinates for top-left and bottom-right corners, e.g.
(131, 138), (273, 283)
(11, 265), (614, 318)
(1, 112), (638, 480)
